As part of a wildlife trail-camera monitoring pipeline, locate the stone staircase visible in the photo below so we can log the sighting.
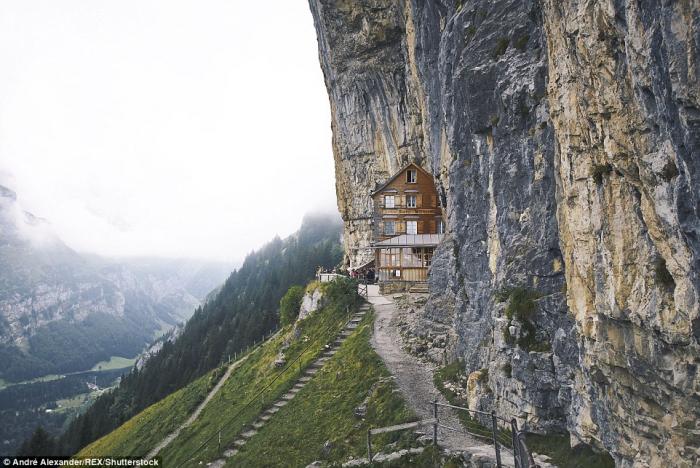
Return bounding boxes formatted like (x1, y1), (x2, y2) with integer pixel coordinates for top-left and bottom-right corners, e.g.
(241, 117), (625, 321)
(208, 303), (371, 467)
(408, 283), (429, 294)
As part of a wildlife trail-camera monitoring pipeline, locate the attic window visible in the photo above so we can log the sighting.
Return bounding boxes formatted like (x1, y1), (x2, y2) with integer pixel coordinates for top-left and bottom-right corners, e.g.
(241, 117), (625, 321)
(406, 169), (417, 183)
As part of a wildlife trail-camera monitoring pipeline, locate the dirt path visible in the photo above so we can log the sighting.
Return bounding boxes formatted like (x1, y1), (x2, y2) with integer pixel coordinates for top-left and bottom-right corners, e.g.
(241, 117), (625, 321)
(366, 285), (514, 465)
(145, 346), (259, 460)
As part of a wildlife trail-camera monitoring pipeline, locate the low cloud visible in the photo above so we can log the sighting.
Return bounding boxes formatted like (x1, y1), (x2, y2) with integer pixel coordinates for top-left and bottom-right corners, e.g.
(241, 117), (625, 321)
(0, 1), (338, 261)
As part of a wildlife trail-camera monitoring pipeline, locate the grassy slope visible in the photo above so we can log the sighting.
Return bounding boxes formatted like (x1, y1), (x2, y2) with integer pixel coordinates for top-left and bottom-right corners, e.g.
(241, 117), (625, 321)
(160, 300), (356, 467)
(230, 312), (416, 467)
(76, 283), (424, 467)
(79, 281), (361, 466)
(90, 356), (137, 371)
(77, 371), (212, 457)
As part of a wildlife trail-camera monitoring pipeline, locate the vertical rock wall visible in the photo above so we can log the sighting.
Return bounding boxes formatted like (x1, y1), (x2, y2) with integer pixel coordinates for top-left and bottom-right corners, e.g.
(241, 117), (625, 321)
(309, 0), (427, 268)
(541, 0), (700, 464)
(309, 0), (700, 465)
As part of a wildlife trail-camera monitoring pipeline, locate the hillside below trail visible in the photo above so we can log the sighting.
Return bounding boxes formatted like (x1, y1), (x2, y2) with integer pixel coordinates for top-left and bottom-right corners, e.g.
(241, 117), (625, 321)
(144, 342), (264, 460)
(366, 285), (513, 465)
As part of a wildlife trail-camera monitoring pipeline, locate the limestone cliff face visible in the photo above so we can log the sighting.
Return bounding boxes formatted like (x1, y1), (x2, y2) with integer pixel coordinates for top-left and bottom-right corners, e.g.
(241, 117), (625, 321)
(309, 0), (699, 466)
(542, 1), (700, 465)
(308, 0), (428, 268)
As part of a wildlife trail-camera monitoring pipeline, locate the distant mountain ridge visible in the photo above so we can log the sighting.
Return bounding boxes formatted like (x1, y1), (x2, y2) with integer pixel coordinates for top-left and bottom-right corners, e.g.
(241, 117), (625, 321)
(0, 185), (232, 381)
(55, 212), (343, 455)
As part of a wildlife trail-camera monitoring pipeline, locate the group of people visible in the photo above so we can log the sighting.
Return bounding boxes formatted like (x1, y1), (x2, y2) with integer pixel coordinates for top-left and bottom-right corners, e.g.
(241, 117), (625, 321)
(350, 268), (375, 283)
(316, 265), (376, 283)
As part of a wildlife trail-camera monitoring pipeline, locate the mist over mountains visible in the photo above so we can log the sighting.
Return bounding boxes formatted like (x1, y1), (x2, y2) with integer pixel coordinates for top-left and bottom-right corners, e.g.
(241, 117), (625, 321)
(0, 185), (232, 381)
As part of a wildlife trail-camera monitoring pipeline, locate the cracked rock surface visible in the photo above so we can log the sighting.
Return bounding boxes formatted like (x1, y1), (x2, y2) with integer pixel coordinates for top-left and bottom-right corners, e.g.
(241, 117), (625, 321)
(310, 0), (700, 465)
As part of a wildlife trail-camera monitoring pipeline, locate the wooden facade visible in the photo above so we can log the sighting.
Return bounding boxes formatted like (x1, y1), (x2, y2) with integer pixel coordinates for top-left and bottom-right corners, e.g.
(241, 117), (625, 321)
(371, 163), (444, 283)
(370, 163), (444, 241)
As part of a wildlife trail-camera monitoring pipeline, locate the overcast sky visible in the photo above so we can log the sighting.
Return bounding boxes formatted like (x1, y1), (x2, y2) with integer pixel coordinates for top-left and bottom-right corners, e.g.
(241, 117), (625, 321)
(0, 1), (337, 262)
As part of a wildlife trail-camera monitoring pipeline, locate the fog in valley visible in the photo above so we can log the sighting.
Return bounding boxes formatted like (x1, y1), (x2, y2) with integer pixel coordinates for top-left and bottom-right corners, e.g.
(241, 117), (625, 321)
(0, 0), (337, 262)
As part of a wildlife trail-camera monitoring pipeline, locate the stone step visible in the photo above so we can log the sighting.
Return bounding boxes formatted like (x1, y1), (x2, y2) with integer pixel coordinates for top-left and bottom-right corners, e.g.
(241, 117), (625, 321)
(293, 382), (305, 389)
(223, 449), (238, 458)
(304, 369), (318, 376)
(233, 439), (247, 447)
(266, 406), (280, 414)
(274, 400), (289, 407)
(241, 429), (257, 439)
(299, 376), (312, 382)
(209, 459), (226, 468)
(253, 421), (265, 429)
(260, 413), (272, 421)
(282, 392), (295, 400)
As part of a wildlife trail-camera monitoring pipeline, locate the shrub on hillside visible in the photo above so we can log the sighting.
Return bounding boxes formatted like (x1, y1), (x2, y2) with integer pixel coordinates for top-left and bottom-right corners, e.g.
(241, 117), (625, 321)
(280, 285), (305, 327)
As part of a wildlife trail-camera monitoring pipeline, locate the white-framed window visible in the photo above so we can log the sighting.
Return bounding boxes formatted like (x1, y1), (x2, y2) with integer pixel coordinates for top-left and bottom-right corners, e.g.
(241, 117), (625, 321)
(406, 194), (417, 208)
(437, 219), (445, 234)
(384, 195), (395, 208)
(384, 220), (396, 235)
(406, 169), (417, 183)
(394, 269), (401, 277)
(406, 220), (417, 235)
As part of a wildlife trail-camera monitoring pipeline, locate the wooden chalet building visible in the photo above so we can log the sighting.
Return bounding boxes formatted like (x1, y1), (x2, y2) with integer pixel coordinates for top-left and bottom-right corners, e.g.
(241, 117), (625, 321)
(370, 163), (444, 284)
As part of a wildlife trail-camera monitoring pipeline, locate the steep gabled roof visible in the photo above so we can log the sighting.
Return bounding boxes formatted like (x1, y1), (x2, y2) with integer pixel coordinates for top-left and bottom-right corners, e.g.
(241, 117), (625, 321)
(370, 162), (434, 196)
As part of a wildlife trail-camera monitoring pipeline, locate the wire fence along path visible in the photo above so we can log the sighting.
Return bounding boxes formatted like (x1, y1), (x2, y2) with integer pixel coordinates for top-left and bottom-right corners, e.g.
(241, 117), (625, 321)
(431, 401), (538, 468)
(363, 401), (537, 468)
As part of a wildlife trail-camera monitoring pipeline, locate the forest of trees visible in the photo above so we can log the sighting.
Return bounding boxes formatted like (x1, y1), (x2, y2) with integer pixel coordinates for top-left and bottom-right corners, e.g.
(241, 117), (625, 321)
(1, 369), (127, 454)
(43, 213), (343, 455)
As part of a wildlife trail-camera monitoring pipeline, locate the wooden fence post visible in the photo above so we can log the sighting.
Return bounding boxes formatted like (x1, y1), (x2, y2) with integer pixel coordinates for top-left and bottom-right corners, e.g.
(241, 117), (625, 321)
(491, 411), (502, 468)
(432, 399), (438, 445)
(366, 429), (373, 462)
(511, 418), (521, 468)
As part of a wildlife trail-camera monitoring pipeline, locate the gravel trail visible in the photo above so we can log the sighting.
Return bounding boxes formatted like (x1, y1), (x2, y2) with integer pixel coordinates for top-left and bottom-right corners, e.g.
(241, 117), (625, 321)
(366, 285), (513, 465)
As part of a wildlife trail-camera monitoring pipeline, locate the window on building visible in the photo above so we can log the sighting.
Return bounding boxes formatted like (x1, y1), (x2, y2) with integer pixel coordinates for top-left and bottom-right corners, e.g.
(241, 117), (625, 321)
(437, 219), (445, 234)
(394, 269), (401, 277)
(406, 194), (416, 208)
(384, 220), (396, 235)
(406, 169), (417, 183)
(425, 249), (434, 267)
(384, 195), (395, 208)
(406, 220), (417, 235)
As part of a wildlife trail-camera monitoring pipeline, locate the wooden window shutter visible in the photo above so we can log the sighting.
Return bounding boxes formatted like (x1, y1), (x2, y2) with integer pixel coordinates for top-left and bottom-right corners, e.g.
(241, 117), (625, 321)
(418, 220), (424, 234)
(417, 194), (423, 208)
